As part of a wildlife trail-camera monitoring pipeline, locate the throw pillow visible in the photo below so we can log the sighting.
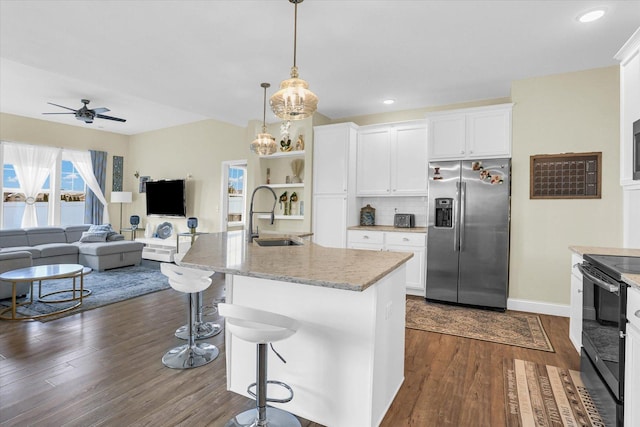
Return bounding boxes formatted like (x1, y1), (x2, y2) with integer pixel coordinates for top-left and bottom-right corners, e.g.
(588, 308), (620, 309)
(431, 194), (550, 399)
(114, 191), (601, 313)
(106, 233), (125, 241)
(79, 231), (108, 243)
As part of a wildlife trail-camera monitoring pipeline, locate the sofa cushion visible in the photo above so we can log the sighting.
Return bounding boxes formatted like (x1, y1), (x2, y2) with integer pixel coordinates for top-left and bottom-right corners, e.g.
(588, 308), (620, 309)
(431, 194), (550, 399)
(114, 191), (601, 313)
(25, 227), (67, 246)
(35, 243), (79, 258)
(63, 225), (91, 243)
(74, 241), (144, 256)
(0, 246), (42, 259)
(0, 229), (29, 248)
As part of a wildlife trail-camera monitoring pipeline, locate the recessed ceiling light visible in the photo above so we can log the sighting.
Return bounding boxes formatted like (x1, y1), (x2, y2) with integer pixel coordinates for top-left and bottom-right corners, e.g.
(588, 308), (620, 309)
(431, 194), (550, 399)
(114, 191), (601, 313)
(383, 99), (395, 105)
(578, 9), (606, 23)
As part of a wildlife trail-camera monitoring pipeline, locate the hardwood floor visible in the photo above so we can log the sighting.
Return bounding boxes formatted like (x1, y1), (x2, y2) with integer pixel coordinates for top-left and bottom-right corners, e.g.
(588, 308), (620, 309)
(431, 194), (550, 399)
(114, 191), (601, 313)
(0, 273), (578, 427)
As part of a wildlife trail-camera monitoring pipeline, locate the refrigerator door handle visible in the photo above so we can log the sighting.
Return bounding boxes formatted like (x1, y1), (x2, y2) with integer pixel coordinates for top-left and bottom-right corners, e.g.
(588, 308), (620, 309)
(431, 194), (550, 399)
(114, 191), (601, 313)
(459, 181), (466, 251)
(454, 181), (461, 252)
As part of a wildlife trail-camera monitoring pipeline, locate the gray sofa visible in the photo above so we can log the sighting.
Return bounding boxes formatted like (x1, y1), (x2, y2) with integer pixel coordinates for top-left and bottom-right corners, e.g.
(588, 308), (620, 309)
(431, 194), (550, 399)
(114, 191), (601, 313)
(0, 251), (33, 300)
(0, 225), (144, 299)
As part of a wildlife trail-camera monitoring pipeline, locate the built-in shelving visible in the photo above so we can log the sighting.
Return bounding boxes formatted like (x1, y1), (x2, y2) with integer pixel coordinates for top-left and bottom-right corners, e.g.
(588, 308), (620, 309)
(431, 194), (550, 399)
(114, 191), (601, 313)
(257, 214), (304, 220)
(266, 183), (304, 189)
(261, 150), (305, 159)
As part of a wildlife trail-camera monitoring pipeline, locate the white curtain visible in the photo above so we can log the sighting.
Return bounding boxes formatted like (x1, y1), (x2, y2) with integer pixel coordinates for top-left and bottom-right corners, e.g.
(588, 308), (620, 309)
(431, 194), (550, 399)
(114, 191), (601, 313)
(4, 143), (60, 227)
(65, 150), (110, 224)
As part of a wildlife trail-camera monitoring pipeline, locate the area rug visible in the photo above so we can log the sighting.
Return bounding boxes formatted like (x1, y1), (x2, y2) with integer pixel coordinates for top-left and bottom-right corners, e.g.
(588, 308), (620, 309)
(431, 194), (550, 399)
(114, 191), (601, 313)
(405, 299), (554, 352)
(0, 260), (169, 322)
(504, 359), (605, 427)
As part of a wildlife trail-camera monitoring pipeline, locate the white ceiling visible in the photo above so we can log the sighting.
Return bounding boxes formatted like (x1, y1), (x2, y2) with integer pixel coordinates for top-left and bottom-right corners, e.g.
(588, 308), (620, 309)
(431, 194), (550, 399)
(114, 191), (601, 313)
(0, 1), (638, 136)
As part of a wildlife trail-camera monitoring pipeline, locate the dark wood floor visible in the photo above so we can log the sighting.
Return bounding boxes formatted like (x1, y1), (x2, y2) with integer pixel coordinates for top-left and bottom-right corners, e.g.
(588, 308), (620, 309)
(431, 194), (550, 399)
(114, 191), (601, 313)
(0, 273), (578, 427)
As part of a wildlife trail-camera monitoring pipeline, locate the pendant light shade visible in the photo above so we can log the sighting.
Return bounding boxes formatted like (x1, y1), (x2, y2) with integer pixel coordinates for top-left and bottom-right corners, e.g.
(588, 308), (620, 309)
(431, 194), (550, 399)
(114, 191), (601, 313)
(270, 0), (317, 120)
(250, 83), (277, 156)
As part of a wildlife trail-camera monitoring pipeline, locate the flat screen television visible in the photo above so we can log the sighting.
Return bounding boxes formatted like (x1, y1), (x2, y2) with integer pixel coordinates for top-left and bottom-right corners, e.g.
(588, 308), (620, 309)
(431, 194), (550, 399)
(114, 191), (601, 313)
(145, 179), (186, 217)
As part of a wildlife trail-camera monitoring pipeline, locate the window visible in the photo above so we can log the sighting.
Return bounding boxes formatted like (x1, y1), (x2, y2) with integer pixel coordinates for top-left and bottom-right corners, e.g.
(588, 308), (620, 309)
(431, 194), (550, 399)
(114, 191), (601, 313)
(2, 145), (87, 228)
(221, 160), (247, 230)
(228, 165), (246, 226)
(59, 159), (86, 225)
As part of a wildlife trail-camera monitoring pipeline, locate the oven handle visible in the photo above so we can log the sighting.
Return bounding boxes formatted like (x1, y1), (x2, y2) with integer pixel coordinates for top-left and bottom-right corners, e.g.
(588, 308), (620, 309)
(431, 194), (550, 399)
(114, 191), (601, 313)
(577, 264), (619, 293)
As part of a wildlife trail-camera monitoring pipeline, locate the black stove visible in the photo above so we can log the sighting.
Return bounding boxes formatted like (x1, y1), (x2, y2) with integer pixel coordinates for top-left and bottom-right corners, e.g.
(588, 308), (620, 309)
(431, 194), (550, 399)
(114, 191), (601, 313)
(580, 253), (640, 427)
(584, 254), (640, 281)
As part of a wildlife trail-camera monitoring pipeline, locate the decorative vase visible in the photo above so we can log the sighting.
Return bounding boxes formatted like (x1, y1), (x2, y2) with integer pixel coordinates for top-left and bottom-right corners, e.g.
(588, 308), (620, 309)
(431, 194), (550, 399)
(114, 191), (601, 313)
(360, 204), (376, 226)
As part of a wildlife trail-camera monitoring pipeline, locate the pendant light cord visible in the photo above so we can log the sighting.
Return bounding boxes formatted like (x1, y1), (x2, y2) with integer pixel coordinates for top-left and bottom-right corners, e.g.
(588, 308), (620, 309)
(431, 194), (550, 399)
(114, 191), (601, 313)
(293, 1), (298, 68)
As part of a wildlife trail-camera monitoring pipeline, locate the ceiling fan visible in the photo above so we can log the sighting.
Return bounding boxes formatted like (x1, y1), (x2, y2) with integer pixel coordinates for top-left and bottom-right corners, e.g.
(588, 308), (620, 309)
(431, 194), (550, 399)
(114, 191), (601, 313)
(43, 99), (126, 124)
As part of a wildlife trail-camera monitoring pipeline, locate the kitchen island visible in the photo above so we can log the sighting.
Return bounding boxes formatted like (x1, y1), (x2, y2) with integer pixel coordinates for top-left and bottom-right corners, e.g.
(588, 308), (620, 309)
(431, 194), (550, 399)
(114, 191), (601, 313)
(180, 231), (412, 427)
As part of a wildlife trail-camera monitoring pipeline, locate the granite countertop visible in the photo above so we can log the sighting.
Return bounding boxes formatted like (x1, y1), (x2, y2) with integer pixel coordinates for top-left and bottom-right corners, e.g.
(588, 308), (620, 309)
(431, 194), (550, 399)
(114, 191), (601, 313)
(569, 245), (640, 290)
(348, 225), (428, 233)
(180, 231), (413, 292)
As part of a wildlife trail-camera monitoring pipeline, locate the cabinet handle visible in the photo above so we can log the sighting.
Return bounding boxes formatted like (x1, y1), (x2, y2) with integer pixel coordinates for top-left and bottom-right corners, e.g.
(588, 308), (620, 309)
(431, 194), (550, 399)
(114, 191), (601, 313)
(403, 237), (409, 241)
(635, 310), (640, 319)
(577, 289), (583, 293)
(363, 235), (369, 239)
(469, 150), (473, 154)
(460, 150), (465, 154)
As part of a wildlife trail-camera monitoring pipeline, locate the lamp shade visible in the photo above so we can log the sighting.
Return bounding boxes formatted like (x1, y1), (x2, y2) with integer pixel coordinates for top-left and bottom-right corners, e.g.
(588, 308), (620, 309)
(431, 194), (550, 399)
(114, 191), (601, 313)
(111, 191), (132, 203)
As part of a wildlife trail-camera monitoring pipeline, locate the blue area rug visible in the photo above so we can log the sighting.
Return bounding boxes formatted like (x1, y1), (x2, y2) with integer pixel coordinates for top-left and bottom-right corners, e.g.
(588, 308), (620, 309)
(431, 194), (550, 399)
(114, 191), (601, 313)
(0, 260), (169, 322)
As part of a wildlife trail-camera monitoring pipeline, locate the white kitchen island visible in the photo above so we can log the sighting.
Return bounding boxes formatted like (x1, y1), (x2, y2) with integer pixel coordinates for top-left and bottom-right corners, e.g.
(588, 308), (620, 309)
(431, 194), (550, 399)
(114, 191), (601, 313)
(180, 231), (412, 427)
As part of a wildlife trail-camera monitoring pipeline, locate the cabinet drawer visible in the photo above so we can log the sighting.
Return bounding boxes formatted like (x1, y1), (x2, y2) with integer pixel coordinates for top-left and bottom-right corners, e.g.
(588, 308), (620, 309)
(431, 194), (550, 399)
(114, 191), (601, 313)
(347, 230), (384, 245)
(385, 232), (426, 247)
(628, 286), (640, 328)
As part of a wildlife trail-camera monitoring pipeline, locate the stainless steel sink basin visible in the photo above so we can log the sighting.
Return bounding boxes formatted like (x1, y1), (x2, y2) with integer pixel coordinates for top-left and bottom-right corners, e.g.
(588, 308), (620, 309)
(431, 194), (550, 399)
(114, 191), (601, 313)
(254, 238), (303, 247)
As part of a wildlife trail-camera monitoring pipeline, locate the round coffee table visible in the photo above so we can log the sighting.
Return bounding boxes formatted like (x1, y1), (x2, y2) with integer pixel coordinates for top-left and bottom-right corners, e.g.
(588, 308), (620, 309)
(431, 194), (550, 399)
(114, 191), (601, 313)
(0, 264), (92, 321)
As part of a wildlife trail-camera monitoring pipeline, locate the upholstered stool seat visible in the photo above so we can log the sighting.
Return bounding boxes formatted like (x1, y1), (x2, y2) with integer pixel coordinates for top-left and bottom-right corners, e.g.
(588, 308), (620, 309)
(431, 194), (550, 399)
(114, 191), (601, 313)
(218, 303), (301, 427)
(161, 263), (219, 369)
(173, 253), (222, 340)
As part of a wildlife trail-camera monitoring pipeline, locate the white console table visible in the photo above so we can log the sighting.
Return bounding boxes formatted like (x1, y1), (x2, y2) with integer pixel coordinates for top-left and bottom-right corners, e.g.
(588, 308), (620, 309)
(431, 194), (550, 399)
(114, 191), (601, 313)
(135, 237), (177, 262)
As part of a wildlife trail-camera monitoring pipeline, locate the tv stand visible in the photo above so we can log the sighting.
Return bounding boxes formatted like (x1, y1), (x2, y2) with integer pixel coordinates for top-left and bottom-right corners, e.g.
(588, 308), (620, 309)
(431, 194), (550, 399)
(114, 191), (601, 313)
(135, 237), (176, 262)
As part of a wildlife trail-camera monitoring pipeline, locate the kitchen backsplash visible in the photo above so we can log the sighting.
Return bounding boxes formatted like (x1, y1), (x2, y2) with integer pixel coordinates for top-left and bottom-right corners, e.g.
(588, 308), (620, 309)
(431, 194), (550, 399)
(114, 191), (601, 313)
(358, 197), (427, 227)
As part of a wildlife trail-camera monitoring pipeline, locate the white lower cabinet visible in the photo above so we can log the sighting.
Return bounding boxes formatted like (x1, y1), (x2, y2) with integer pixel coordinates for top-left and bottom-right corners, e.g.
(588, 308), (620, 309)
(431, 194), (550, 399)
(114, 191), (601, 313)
(569, 253), (583, 352)
(625, 286), (640, 427)
(347, 230), (426, 296)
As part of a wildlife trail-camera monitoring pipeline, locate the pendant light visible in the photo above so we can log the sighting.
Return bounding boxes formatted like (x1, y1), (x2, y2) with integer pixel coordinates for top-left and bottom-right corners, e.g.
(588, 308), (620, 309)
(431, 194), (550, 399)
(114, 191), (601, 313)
(250, 83), (277, 156)
(269, 0), (318, 120)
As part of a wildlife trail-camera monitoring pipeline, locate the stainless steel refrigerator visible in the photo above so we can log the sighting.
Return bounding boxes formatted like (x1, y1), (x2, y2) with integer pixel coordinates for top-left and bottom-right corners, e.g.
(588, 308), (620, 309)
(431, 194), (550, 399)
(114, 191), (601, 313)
(426, 158), (511, 310)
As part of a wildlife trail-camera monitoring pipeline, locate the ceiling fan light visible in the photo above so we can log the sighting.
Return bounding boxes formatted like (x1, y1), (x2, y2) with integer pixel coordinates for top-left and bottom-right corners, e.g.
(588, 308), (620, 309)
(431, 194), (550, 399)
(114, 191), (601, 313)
(270, 67), (318, 120)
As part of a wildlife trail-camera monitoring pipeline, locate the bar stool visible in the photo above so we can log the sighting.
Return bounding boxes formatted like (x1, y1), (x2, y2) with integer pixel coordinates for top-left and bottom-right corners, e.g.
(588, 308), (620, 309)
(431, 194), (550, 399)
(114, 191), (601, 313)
(173, 253), (222, 340)
(218, 303), (301, 427)
(161, 263), (219, 369)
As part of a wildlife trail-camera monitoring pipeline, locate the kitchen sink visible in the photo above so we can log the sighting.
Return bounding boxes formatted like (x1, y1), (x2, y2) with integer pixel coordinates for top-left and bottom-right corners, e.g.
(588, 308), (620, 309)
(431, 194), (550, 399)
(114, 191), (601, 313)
(254, 238), (303, 247)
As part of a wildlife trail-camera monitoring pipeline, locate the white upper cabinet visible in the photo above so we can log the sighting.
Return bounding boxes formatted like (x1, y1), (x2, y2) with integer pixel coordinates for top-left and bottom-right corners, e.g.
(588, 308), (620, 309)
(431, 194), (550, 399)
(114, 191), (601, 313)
(357, 120), (427, 196)
(313, 124), (354, 195)
(427, 103), (513, 160)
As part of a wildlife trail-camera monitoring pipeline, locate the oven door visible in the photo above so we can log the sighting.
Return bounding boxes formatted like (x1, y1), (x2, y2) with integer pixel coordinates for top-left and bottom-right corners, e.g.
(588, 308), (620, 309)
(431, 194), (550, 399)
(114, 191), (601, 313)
(579, 262), (626, 401)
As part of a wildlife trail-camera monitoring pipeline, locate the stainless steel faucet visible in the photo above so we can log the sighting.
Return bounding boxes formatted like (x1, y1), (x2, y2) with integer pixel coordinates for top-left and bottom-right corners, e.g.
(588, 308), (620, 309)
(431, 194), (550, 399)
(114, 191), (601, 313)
(248, 185), (277, 243)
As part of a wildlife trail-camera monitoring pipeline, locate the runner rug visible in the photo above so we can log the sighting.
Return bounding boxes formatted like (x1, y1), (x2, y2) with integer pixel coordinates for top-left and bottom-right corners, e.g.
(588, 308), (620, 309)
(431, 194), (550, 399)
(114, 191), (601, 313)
(504, 359), (605, 427)
(405, 298), (554, 352)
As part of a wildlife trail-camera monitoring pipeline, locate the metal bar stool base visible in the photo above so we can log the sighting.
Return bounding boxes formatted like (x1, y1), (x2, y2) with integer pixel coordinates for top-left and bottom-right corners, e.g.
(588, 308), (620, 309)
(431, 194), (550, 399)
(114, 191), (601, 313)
(162, 342), (219, 369)
(175, 322), (222, 340)
(223, 407), (301, 427)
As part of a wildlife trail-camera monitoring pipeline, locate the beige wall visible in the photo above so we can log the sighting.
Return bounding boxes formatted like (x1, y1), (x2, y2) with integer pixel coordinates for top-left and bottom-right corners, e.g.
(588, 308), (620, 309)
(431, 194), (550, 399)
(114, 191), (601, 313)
(510, 66), (622, 305)
(127, 119), (247, 234)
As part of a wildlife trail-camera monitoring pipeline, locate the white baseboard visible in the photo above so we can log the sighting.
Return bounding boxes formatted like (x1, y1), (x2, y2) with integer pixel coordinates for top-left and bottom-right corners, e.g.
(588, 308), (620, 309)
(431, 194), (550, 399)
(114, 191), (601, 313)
(507, 298), (570, 317)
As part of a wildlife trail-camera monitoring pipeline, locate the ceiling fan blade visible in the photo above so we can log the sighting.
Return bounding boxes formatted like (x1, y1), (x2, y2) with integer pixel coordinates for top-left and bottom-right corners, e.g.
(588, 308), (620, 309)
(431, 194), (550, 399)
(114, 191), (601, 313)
(92, 107), (110, 114)
(42, 112), (75, 115)
(96, 114), (126, 123)
(47, 102), (77, 112)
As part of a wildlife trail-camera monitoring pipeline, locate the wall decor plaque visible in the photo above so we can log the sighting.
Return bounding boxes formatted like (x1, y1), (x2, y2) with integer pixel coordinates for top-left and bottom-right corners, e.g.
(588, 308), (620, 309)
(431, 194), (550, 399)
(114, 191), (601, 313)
(530, 152), (601, 199)
(112, 155), (124, 191)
